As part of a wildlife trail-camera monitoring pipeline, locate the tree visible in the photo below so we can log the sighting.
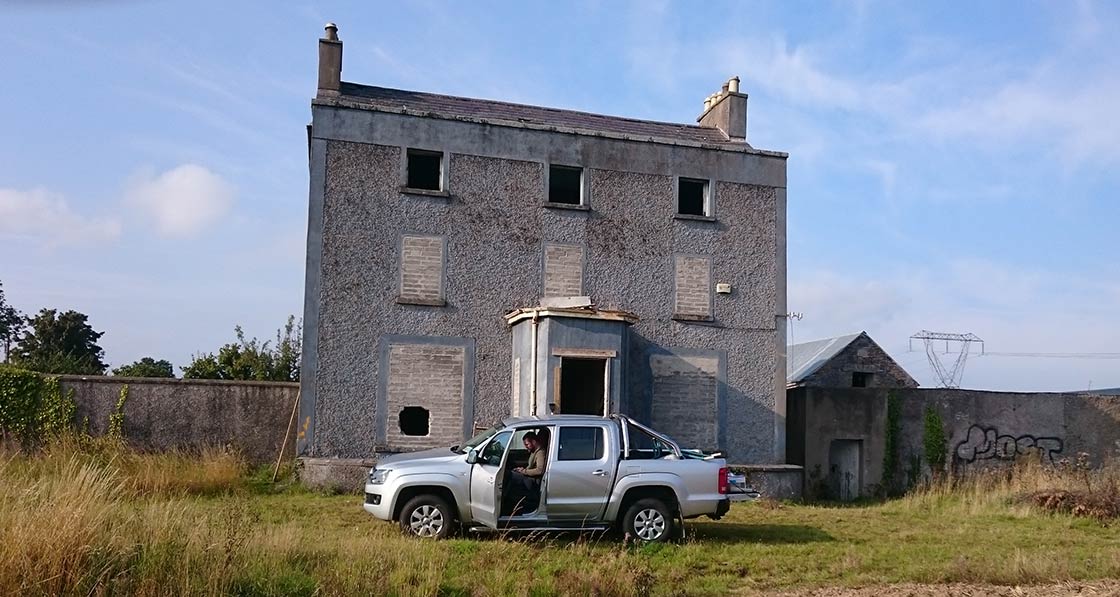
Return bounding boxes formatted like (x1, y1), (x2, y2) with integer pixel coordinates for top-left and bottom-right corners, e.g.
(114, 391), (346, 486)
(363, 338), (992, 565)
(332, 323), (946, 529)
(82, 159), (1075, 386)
(113, 357), (175, 378)
(0, 281), (25, 363)
(13, 309), (108, 375)
(182, 316), (301, 382)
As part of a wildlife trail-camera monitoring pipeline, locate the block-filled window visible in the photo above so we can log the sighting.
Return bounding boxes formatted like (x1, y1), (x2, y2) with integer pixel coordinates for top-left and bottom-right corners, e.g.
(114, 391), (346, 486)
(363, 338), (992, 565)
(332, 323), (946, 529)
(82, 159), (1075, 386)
(677, 177), (709, 216)
(398, 235), (445, 306)
(384, 342), (467, 450)
(673, 255), (712, 320)
(542, 243), (584, 297)
(406, 148), (443, 191)
(548, 165), (583, 205)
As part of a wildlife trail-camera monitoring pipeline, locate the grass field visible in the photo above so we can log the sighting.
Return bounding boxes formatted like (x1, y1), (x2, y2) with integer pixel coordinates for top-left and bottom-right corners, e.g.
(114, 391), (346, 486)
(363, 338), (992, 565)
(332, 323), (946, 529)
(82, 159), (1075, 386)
(3, 439), (1120, 596)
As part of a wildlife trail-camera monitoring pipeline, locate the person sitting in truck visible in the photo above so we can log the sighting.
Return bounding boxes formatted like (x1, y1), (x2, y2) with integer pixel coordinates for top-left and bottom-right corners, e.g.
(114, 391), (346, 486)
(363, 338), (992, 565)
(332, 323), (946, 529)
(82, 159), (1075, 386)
(510, 431), (548, 512)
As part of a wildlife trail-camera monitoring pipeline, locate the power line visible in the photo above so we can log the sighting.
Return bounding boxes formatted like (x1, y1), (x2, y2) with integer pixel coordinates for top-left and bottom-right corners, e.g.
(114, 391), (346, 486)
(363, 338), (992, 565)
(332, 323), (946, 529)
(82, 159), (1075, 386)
(981, 351), (1120, 359)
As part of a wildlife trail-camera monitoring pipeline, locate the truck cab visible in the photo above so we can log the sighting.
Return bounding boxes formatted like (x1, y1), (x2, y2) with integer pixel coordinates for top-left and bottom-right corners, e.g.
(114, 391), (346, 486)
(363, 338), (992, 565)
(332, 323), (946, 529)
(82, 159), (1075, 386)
(363, 414), (731, 542)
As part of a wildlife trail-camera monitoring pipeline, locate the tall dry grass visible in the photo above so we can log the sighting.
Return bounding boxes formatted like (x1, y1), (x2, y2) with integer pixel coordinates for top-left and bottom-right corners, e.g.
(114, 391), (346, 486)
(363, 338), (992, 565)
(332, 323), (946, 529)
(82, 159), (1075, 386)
(0, 436), (658, 596)
(896, 454), (1120, 519)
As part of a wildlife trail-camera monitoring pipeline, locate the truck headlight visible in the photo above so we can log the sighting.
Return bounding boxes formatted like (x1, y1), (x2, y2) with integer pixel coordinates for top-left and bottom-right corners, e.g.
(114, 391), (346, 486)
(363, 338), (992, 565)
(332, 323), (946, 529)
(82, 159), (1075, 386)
(368, 468), (391, 485)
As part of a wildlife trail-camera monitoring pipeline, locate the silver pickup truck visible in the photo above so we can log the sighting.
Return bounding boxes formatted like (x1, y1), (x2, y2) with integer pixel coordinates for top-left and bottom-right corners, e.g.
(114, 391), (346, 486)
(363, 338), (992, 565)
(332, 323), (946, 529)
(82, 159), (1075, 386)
(363, 414), (733, 542)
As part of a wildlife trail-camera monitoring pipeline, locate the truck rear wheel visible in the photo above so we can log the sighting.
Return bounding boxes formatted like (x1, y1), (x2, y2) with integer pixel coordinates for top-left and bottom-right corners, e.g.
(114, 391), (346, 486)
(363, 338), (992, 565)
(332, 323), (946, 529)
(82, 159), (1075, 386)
(399, 494), (455, 539)
(622, 498), (675, 543)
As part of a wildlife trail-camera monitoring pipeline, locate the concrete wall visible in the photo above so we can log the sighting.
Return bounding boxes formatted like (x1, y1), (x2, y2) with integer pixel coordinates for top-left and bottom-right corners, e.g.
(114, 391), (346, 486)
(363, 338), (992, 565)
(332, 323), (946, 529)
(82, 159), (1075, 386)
(301, 103), (787, 463)
(788, 386), (1120, 498)
(59, 375), (298, 465)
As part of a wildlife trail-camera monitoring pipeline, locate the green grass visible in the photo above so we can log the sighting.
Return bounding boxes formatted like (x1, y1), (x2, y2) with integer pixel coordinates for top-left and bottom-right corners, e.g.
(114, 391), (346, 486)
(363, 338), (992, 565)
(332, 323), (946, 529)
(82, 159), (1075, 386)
(3, 440), (1120, 596)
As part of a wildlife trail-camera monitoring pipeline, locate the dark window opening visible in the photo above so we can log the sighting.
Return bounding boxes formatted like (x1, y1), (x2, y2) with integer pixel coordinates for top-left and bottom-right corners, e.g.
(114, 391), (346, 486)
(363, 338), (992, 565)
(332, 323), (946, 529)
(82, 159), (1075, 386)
(678, 178), (708, 216)
(548, 165), (583, 204)
(558, 427), (605, 461)
(852, 372), (873, 388)
(406, 149), (442, 191)
(558, 357), (605, 415)
(398, 406), (430, 436)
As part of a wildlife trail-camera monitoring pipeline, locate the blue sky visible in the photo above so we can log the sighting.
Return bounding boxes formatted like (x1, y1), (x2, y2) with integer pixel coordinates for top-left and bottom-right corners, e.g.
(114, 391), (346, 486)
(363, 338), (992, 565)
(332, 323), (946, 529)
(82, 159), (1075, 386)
(2, 1), (1118, 391)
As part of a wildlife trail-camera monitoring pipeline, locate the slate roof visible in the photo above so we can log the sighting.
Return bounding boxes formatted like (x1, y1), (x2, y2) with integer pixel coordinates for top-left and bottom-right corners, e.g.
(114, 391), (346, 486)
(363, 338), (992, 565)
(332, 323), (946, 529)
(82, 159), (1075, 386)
(328, 82), (748, 148)
(786, 332), (864, 384)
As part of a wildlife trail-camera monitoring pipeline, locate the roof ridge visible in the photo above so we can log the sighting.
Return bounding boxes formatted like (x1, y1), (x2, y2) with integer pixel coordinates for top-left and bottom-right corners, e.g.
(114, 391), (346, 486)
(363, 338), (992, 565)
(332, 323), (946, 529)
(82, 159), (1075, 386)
(340, 82), (717, 133)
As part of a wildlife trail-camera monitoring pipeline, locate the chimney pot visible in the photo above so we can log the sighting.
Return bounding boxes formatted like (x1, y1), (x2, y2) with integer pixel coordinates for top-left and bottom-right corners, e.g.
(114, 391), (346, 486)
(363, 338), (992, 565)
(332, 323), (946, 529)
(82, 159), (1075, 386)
(324, 22), (339, 41)
(697, 78), (748, 141)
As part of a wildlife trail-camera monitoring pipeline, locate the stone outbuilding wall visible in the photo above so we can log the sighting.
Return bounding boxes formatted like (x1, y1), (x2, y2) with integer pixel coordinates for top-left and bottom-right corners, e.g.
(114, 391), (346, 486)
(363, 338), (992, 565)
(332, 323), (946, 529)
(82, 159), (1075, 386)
(787, 386), (1120, 499)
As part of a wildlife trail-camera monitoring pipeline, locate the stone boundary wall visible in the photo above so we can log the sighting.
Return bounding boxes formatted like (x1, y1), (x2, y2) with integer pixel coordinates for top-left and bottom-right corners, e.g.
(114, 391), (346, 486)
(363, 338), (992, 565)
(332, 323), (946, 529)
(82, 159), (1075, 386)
(787, 387), (1120, 498)
(59, 375), (299, 465)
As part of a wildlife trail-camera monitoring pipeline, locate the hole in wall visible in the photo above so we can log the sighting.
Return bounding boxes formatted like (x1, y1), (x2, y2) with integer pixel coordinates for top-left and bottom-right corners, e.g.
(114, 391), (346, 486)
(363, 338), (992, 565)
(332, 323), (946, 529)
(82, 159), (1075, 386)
(399, 406), (430, 436)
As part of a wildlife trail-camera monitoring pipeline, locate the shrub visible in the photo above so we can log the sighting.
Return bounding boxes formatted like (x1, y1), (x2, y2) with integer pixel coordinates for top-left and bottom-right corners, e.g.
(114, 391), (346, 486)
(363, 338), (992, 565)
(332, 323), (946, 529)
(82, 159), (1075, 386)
(0, 365), (75, 447)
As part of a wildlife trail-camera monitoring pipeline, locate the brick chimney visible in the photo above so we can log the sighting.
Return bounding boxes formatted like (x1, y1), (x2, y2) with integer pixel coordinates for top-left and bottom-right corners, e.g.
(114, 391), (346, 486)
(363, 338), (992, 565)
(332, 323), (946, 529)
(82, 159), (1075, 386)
(317, 23), (342, 97)
(697, 76), (747, 141)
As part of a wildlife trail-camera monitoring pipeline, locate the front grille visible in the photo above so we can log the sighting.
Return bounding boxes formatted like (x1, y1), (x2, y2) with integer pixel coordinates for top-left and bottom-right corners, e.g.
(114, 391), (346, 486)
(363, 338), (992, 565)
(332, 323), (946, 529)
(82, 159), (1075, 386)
(365, 493), (381, 506)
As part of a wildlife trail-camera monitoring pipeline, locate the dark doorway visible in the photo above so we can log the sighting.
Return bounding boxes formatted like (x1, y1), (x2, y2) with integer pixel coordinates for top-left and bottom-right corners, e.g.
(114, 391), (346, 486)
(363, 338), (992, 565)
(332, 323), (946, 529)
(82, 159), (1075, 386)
(559, 358), (606, 415)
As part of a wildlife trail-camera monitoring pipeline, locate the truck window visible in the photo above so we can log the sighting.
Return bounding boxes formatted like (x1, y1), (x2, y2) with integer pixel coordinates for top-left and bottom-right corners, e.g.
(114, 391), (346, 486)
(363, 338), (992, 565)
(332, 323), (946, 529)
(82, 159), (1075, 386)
(626, 425), (672, 460)
(557, 427), (604, 461)
(480, 431), (512, 466)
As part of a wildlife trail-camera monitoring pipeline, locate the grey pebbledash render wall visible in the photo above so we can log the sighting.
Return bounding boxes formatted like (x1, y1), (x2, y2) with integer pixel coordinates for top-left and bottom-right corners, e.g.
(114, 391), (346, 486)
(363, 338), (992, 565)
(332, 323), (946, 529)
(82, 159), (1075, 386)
(298, 32), (788, 464)
(301, 119), (785, 463)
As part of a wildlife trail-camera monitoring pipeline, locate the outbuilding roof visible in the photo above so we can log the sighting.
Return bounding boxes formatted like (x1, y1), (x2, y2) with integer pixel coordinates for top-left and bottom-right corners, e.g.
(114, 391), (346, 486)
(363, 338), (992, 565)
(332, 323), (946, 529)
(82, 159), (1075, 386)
(319, 82), (773, 151)
(786, 332), (864, 384)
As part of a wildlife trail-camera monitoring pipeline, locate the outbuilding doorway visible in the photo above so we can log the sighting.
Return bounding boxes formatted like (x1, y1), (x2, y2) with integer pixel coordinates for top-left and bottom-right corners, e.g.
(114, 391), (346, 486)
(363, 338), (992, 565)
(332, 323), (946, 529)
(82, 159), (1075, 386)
(558, 357), (607, 415)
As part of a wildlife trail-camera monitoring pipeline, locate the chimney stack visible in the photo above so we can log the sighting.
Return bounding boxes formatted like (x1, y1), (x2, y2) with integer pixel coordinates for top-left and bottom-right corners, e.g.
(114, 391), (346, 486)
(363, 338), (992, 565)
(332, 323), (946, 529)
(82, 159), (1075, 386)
(698, 76), (747, 141)
(317, 22), (342, 97)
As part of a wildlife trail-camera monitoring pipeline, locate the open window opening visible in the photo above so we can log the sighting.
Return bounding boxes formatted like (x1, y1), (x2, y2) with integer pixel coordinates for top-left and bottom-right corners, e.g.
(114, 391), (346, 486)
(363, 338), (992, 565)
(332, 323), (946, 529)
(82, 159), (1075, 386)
(548, 165), (583, 205)
(852, 372), (873, 388)
(558, 357), (606, 415)
(398, 406), (430, 436)
(406, 149), (443, 191)
(677, 177), (709, 216)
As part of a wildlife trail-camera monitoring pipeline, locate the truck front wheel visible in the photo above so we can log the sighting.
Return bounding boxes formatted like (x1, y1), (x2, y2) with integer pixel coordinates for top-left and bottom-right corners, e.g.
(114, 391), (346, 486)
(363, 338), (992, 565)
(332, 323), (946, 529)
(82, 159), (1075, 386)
(622, 498), (675, 543)
(399, 494), (455, 539)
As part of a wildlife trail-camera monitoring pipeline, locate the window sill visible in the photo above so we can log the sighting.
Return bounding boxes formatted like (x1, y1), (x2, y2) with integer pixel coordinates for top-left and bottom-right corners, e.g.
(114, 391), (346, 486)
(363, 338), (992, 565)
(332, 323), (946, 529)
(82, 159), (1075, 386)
(396, 297), (447, 307)
(672, 313), (715, 323)
(542, 202), (591, 211)
(400, 186), (451, 199)
(674, 213), (716, 222)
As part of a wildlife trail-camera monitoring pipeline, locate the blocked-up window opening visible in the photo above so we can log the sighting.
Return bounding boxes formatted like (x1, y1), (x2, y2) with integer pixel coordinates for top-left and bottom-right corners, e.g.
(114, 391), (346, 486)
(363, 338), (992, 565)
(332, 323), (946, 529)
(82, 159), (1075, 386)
(852, 372), (872, 388)
(678, 178), (708, 216)
(548, 165), (583, 204)
(558, 426), (604, 461)
(399, 407), (430, 436)
(673, 255), (712, 318)
(399, 235), (445, 304)
(407, 149), (443, 191)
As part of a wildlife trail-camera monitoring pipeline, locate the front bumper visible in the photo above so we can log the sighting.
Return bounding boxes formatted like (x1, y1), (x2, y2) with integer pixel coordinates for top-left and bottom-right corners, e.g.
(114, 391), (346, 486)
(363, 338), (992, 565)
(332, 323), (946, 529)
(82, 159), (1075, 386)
(362, 483), (394, 520)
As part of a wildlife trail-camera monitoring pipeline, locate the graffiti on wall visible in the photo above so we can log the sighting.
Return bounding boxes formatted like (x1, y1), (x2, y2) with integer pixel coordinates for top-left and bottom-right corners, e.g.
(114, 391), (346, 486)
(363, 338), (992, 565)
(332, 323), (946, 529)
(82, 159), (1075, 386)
(954, 425), (1064, 464)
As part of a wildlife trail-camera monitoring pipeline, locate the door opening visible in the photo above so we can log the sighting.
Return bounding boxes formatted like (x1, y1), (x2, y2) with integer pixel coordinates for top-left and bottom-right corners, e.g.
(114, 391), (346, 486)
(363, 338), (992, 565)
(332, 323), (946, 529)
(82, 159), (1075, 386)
(558, 357), (607, 415)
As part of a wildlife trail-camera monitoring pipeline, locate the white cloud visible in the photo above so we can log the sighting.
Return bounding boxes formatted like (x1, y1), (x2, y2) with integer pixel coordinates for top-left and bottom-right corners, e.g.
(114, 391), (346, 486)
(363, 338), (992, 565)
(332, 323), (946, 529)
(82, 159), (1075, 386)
(915, 75), (1120, 166)
(0, 187), (121, 247)
(125, 164), (234, 238)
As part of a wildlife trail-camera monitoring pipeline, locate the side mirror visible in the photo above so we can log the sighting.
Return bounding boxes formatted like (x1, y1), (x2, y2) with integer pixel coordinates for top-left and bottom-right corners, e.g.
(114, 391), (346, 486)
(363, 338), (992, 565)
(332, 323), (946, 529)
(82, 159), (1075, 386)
(465, 448), (479, 465)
